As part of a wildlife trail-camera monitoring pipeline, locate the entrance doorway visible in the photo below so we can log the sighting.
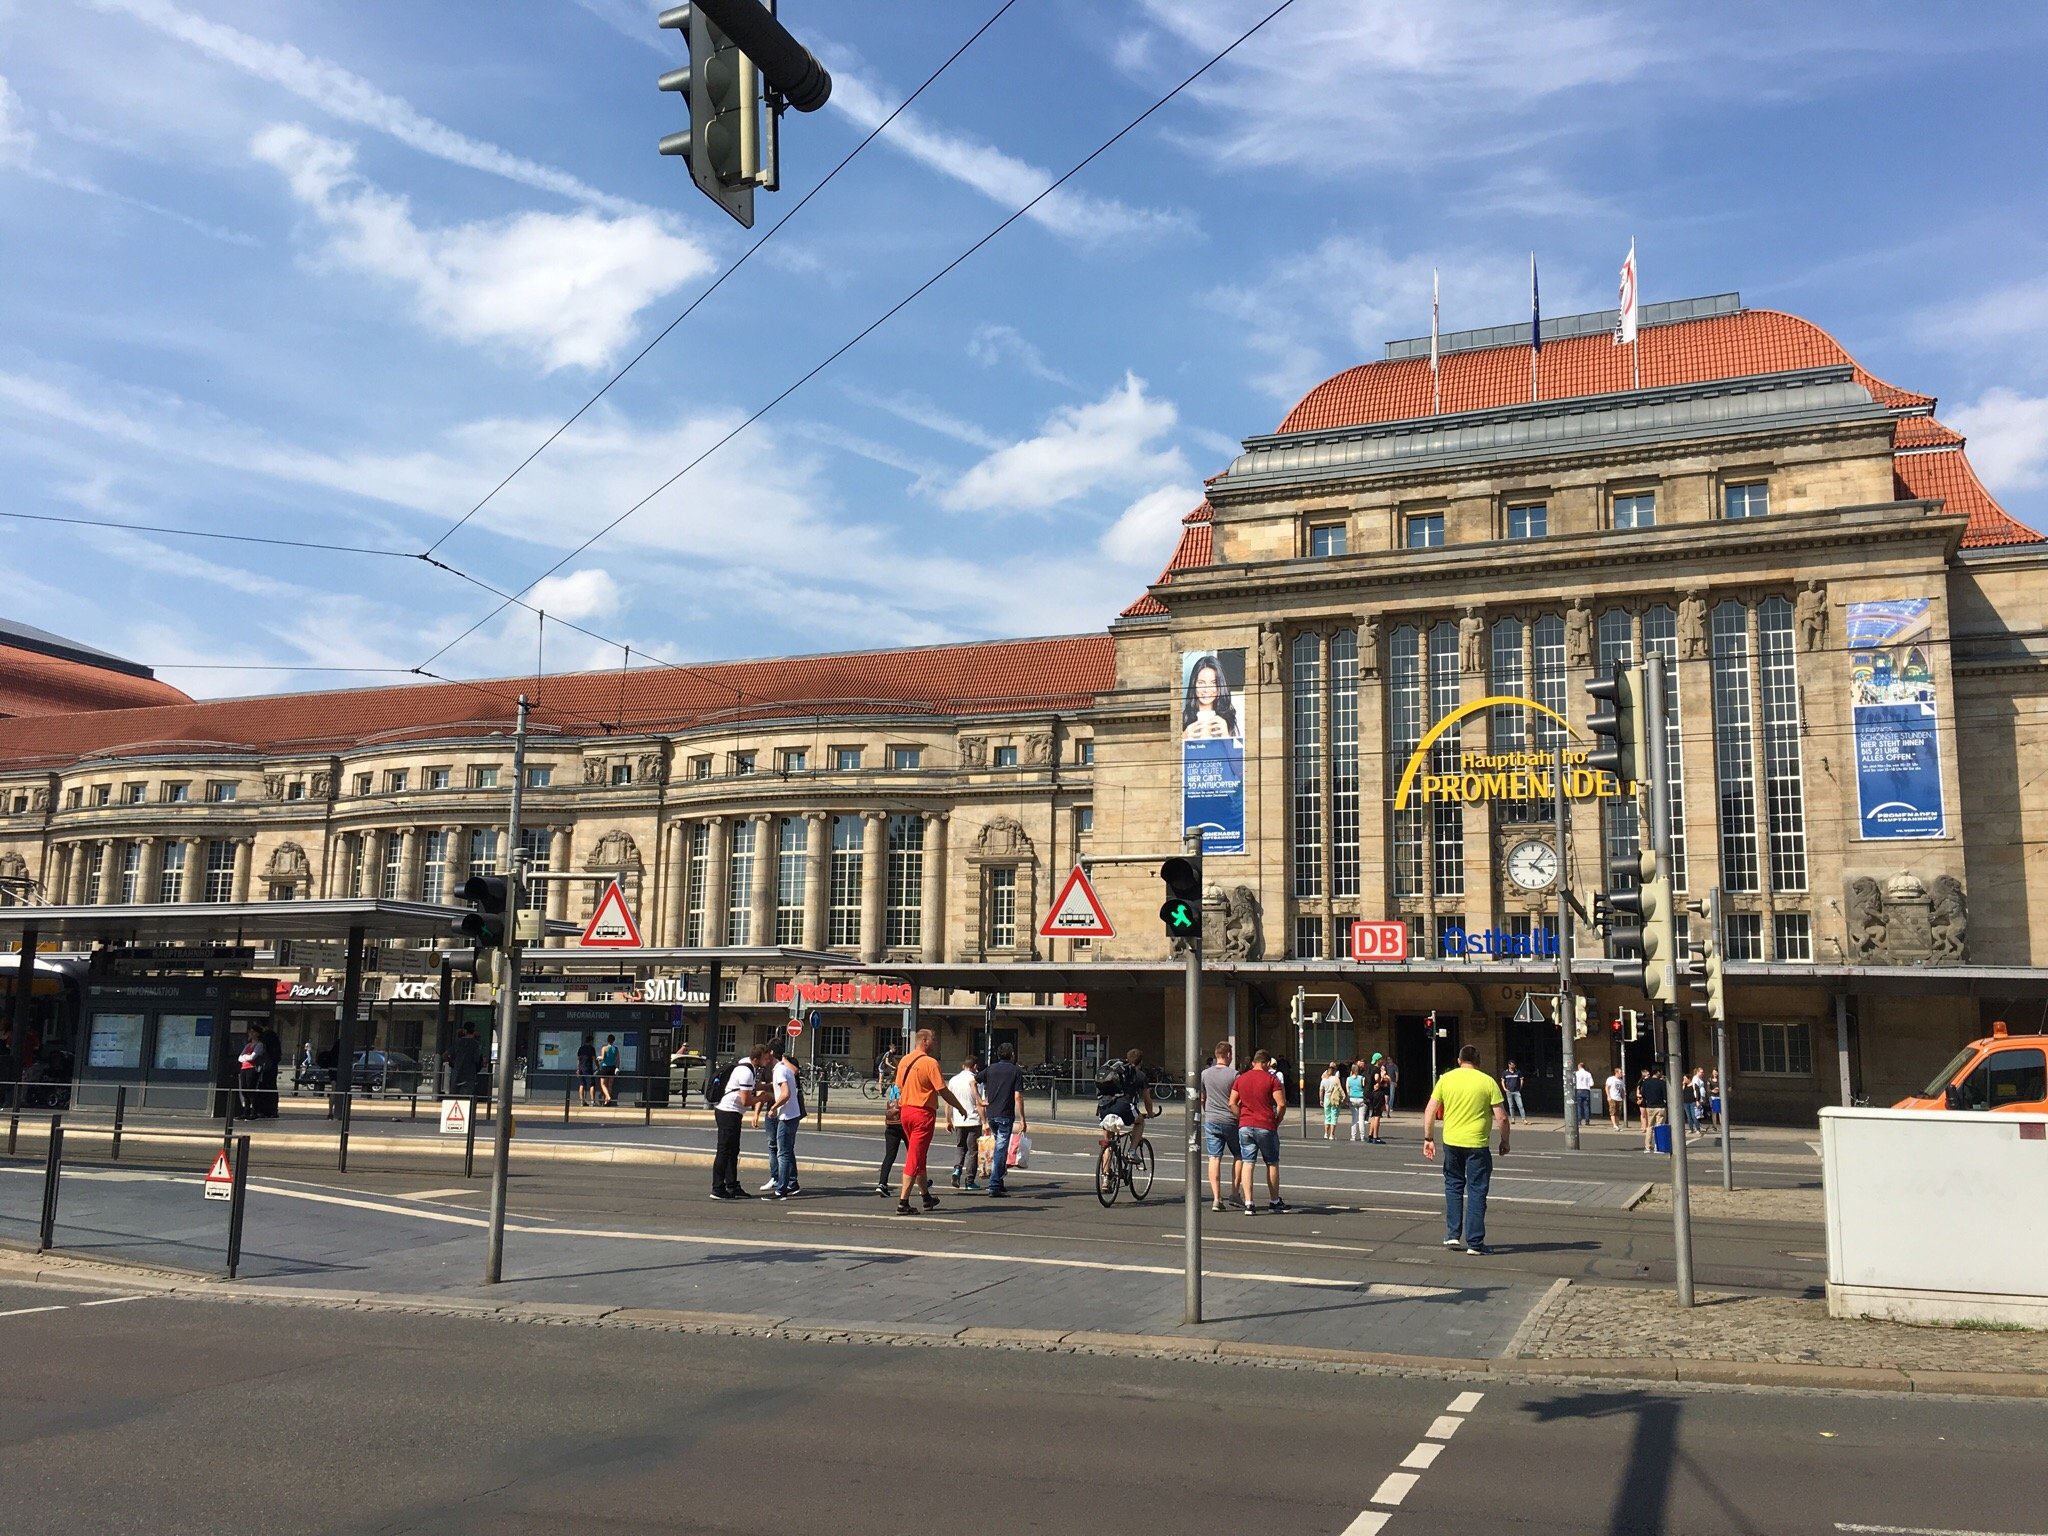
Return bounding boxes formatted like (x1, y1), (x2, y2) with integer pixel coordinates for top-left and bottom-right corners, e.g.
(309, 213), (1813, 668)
(1503, 1014), (1563, 1114)
(1392, 1012), (1457, 1110)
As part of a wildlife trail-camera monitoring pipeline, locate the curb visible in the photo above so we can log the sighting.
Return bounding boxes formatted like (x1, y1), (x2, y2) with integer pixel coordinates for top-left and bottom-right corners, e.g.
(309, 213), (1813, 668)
(3, 1248), (2040, 1399)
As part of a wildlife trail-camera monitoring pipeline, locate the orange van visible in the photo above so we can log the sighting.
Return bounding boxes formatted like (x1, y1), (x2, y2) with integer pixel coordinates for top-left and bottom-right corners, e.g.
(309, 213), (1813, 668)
(1893, 1021), (2048, 1114)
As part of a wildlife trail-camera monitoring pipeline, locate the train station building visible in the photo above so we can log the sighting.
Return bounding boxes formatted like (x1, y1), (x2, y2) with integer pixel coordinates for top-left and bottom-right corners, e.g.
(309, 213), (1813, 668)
(3, 293), (2045, 1119)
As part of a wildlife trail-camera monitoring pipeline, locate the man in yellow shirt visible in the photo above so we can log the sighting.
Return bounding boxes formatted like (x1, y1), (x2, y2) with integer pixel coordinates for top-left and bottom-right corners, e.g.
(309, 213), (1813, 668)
(1421, 1044), (1509, 1256)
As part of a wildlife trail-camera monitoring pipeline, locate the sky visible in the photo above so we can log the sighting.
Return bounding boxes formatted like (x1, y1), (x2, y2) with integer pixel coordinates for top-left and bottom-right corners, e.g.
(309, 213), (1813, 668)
(4, 0), (2048, 699)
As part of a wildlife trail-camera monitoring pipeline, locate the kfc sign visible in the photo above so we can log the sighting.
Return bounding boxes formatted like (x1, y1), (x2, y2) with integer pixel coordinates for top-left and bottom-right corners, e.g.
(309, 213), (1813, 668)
(1348, 921), (1409, 963)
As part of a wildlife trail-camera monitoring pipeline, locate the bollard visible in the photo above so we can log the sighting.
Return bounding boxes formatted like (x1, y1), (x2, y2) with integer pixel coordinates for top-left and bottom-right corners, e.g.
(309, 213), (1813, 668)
(565, 1081), (573, 1125)
(409, 1085), (419, 1122)
(1050, 1080), (1058, 1121)
(8, 1097), (19, 1155)
(38, 1115), (63, 1252)
(225, 1134), (251, 1279)
(113, 1085), (127, 1162)
(817, 1075), (828, 1131)
(338, 1091), (352, 1173)
(223, 1093), (236, 1150)
(464, 1092), (479, 1179)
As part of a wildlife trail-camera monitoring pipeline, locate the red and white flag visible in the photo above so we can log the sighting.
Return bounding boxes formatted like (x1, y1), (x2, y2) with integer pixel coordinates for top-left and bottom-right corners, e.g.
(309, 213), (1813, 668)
(1616, 240), (1639, 345)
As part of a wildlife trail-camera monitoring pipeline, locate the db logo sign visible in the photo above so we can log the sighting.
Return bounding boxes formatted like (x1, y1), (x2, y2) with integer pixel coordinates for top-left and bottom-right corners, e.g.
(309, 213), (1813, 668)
(1349, 920), (1409, 963)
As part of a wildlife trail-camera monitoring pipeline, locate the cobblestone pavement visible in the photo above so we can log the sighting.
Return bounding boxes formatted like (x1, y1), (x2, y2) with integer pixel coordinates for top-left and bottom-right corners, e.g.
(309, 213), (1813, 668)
(1637, 1180), (1823, 1222)
(1513, 1281), (2048, 1373)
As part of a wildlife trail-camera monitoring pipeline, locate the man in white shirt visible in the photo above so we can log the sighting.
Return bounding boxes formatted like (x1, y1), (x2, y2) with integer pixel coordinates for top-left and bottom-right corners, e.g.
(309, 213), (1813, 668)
(1573, 1064), (1597, 1127)
(948, 1054), (987, 1191)
(754, 1042), (806, 1199)
(1605, 1067), (1627, 1129)
(711, 1044), (770, 1201)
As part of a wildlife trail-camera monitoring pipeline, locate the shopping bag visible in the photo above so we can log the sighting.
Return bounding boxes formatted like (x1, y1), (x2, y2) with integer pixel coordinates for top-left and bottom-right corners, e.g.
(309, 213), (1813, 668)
(976, 1131), (996, 1179)
(1007, 1132), (1031, 1169)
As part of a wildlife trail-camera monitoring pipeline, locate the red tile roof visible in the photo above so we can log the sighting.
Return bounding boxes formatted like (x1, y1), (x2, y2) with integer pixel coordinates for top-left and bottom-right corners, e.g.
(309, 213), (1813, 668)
(1120, 502), (1214, 619)
(0, 634), (1116, 770)
(0, 644), (193, 720)
(1894, 448), (2039, 549)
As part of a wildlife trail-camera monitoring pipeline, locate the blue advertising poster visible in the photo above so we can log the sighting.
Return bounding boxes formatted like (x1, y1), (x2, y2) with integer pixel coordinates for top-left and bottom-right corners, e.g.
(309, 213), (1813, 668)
(1847, 598), (1945, 840)
(1180, 648), (1245, 855)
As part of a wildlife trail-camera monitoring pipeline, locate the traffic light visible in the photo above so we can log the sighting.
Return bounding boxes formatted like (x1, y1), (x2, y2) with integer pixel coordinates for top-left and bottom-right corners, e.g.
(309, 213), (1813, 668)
(1573, 993), (1589, 1040)
(1585, 663), (1647, 790)
(1695, 887), (1727, 1022)
(1620, 1008), (1643, 1042)
(1159, 857), (1202, 940)
(658, 4), (760, 227)
(1609, 848), (1678, 1005)
(459, 873), (508, 952)
(1424, 1009), (1440, 1039)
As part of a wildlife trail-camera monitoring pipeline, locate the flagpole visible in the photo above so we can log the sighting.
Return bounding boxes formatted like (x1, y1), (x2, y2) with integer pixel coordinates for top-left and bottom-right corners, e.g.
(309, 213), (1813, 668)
(1430, 267), (1441, 415)
(1632, 237), (1641, 390)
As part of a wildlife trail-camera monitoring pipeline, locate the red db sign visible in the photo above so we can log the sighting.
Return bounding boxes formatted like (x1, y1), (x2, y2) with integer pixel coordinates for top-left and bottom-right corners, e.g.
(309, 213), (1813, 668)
(1349, 921), (1409, 963)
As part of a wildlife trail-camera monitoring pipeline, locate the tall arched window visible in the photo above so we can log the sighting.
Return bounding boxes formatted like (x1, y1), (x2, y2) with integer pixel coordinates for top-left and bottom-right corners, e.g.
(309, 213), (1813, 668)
(1757, 597), (1807, 892)
(1389, 625), (1423, 897)
(1642, 604), (1689, 888)
(1329, 628), (1360, 899)
(1710, 600), (1759, 893)
(1490, 618), (1525, 748)
(1427, 621), (1464, 899)
(1290, 632), (1323, 900)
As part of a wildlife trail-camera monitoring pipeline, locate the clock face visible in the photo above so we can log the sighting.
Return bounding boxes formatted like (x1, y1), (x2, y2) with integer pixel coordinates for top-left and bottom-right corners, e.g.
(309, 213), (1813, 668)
(1507, 838), (1558, 892)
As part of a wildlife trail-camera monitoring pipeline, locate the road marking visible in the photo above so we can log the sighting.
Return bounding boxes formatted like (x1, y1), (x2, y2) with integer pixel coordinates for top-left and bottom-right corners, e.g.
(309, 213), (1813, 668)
(1400, 1442), (1443, 1470)
(778, 1208), (965, 1226)
(398, 1188), (477, 1201)
(1337, 1515), (1389, 1536)
(1368, 1472), (1419, 1507)
(1424, 1414), (1463, 1440)
(1448, 1390), (1484, 1412)
(1835, 1526), (2048, 1536)
(0, 1305), (68, 1319)
(75, 1295), (144, 1308)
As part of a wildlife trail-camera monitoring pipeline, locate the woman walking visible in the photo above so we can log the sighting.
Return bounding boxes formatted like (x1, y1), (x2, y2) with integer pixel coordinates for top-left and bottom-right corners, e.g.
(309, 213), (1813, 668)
(1319, 1062), (1345, 1141)
(875, 1072), (907, 1196)
(1346, 1059), (1369, 1142)
(949, 1053), (985, 1190)
(1366, 1054), (1391, 1144)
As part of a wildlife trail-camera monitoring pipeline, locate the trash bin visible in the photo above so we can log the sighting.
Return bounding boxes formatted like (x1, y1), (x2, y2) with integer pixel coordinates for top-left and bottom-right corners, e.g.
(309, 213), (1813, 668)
(1652, 1122), (1672, 1154)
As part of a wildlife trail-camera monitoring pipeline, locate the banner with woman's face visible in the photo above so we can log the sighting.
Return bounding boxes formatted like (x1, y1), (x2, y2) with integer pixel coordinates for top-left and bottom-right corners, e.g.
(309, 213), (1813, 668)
(1180, 648), (1246, 855)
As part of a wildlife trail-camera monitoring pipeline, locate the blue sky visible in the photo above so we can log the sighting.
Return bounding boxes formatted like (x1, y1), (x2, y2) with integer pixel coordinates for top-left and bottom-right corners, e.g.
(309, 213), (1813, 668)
(4, 0), (2047, 697)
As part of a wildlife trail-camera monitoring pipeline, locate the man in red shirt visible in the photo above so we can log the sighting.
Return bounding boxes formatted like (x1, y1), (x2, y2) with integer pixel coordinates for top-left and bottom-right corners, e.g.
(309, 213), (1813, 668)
(1228, 1049), (1289, 1214)
(892, 1027), (966, 1216)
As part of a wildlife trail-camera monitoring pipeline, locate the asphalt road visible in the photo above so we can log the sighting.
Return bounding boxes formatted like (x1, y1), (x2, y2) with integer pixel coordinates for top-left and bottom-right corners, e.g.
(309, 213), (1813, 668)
(0, 1277), (2039, 1536)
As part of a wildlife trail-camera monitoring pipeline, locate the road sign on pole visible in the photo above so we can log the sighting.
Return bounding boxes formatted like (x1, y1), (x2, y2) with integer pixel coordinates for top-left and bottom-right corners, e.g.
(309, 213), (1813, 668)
(1323, 997), (1354, 1026)
(1040, 866), (1115, 939)
(1513, 993), (1545, 1025)
(203, 1147), (233, 1201)
(785, 1019), (803, 1038)
(438, 1098), (468, 1135)
(579, 880), (643, 948)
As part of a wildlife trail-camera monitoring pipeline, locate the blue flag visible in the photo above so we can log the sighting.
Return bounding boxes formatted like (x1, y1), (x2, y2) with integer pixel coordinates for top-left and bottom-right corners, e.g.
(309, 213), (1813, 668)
(1530, 253), (1542, 354)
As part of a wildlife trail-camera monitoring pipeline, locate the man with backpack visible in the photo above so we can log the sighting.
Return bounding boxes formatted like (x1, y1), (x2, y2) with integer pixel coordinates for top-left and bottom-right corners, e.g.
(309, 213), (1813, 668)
(709, 1043), (771, 1200)
(1095, 1049), (1154, 1154)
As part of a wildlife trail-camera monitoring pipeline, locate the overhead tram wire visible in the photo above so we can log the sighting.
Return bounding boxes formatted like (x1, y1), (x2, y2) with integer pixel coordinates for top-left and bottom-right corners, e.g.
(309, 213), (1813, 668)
(417, 0), (1023, 562)
(414, 0), (1303, 673)
(0, 508), (415, 559)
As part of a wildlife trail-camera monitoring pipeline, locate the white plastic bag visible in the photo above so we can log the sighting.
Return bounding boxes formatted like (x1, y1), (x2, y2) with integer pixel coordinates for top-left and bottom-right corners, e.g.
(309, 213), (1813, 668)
(1007, 1132), (1032, 1169)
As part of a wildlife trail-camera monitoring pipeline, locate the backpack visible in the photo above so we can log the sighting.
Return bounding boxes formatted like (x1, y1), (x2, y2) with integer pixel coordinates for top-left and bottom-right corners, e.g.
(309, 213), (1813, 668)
(1096, 1060), (1130, 1098)
(704, 1058), (731, 1108)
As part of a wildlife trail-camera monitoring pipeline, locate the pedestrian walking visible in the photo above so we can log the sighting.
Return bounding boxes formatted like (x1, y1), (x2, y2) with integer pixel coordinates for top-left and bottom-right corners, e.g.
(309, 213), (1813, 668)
(981, 1041), (1026, 1198)
(893, 1028), (965, 1216)
(1640, 1065), (1670, 1152)
(875, 1074), (907, 1196)
(1684, 1066), (1708, 1137)
(756, 1041), (805, 1198)
(1573, 1062), (1596, 1127)
(447, 1023), (483, 1099)
(1229, 1049), (1288, 1214)
(1634, 1067), (1651, 1130)
(259, 1022), (283, 1118)
(1604, 1067), (1626, 1130)
(1422, 1044), (1510, 1255)
(236, 1024), (266, 1118)
(1346, 1059), (1369, 1142)
(1706, 1068), (1723, 1132)
(1198, 1041), (1240, 1211)
(1501, 1060), (1528, 1124)
(948, 1053), (985, 1190)
(598, 1034), (621, 1107)
(1367, 1054), (1391, 1144)
(711, 1043), (771, 1200)
(1381, 1057), (1400, 1121)
(575, 1033), (597, 1107)
(1319, 1062), (1345, 1141)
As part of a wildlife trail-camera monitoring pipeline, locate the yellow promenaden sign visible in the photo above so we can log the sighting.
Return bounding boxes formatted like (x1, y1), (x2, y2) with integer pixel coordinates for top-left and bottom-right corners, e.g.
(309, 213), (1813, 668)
(1392, 695), (1632, 810)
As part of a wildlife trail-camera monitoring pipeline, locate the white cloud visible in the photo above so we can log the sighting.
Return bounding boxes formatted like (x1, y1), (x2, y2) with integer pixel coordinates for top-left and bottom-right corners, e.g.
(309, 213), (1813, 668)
(843, 385), (1002, 451)
(1950, 389), (2048, 492)
(569, 0), (669, 54)
(529, 568), (624, 626)
(942, 374), (1188, 514)
(967, 323), (1076, 388)
(1925, 276), (2048, 353)
(250, 124), (708, 371)
(826, 66), (1192, 247)
(0, 75), (36, 164)
(90, 0), (653, 216)
(1100, 483), (1199, 568)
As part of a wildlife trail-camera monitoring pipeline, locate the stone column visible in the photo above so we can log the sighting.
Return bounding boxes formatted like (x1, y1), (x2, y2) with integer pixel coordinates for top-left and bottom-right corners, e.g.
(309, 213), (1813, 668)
(96, 839), (117, 905)
(860, 811), (887, 962)
(65, 844), (88, 905)
(232, 838), (254, 902)
(661, 820), (690, 946)
(138, 837), (163, 904)
(921, 813), (947, 962)
(400, 828), (423, 901)
(548, 829), (572, 924)
(802, 812), (829, 950)
(748, 813), (774, 947)
(702, 817), (730, 946)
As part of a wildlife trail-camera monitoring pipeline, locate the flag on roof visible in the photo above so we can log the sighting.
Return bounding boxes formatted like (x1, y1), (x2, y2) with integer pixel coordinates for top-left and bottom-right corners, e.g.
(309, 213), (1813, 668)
(1617, 240), (1639, 345)
(1530, 253), (1542, 354)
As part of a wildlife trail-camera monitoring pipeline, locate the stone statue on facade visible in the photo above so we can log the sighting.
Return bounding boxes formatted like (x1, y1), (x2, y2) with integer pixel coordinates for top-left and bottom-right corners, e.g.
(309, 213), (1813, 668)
(975, 815), (1033, 859)
(30, 787), (50, 812)
(1025, 732), (1053, 767)
(1929, 875), (1969, 964)
(264, 774), (286, 800)
(309, 771), (332, 798)
(636, 751), (668, 786)
(1565, 601), (1592, 668)
(589, 828), (640, 869)
(583, 758), (607, 785)
(958, 735), (987, 768)
(1212, 884), (1265, 960)
(1797, 582), (1828, 653)
(1459, 608), (1484, 674)
(1359, 615), (1380, 676)
(1259, 626), (1283, 686)
(1845, 877), (1887, 961)
(1678, 593), (1707, 660)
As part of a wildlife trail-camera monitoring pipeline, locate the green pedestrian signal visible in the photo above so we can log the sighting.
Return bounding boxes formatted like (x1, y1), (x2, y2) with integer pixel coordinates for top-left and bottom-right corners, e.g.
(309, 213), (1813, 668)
(1158, 856), (1202, 940)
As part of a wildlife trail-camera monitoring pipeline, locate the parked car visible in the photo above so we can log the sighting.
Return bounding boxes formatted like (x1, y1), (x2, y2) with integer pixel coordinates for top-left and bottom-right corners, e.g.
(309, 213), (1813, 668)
(669, 1051), (710, 1097)
(353, 1049), (418, 1096)
(1893, 1021), (2047, 1114)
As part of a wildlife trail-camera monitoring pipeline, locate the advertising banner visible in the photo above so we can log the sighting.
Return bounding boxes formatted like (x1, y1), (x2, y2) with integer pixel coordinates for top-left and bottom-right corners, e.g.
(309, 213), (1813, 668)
(1180, 648), (1246, 855)
(1847, 599), (1945, 840)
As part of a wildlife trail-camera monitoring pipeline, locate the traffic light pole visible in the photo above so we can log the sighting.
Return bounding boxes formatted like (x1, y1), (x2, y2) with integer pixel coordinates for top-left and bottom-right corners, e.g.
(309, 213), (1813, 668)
(1555, 736), (1579, 1149)
(1179, 833), (1203, 1326)
(1644, 656), (1695, 1308)
(485, 694), (530, 1285)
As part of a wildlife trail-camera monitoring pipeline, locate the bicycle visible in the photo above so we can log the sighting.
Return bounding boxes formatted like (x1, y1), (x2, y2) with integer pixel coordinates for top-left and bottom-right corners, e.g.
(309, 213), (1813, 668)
(1094, 1115), (1156, 1207)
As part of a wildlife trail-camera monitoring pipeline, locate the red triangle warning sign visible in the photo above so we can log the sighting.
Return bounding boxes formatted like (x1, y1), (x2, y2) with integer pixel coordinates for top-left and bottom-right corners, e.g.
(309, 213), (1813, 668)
(204, 1148), (233, 1200)
(579, 879), (643, 948)
(1038, 865), (1115, 939)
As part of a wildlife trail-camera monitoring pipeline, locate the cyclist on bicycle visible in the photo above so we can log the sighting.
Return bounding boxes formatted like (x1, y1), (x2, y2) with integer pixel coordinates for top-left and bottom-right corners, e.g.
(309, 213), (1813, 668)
(1095, 1049), (1155, 1152)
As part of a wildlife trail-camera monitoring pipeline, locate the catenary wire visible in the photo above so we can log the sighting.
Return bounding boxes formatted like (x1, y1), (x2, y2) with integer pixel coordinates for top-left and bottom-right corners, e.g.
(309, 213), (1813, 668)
(418, 0), (1022, 561)
(414, 0), (1302, 672)
(0, 508), (414, 559)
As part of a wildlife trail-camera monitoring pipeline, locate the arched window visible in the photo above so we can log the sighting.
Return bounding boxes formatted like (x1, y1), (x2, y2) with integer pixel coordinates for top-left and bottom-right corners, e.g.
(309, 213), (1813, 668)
(1710, 601), (1759, 893)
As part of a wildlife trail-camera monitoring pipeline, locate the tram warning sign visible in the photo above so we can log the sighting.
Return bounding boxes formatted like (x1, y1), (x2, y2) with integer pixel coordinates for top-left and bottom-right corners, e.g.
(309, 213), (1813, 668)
(1039, 866), (1114, 939)
(439, 1098), (468, 1134)
(580, 880), (643, 948)
(203, 1148), (233, 1201)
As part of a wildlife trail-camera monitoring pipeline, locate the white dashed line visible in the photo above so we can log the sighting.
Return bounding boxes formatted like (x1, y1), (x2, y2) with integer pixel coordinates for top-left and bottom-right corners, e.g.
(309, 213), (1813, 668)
(1424, 1414), (1463, 1440)
(1399, 1443), (1443, 1470)
(76, 1295), (145, 1308)
(0, 1294), (147, 1320)
(0, 1305), (68, 1319)
(1340, 1390), (1484, 1530)
(1368, 1473), (1419, 1507)
(1835, 1526), (2048, 1536)
(1338, 1514), (1390, 1536)
(1447, 1390), (1484, 1413)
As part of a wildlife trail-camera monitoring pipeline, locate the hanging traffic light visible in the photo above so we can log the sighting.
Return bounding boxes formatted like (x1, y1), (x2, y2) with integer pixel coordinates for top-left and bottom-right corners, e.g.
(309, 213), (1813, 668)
(657, 4), (760, 227)
(1585, 663), (1646, 790)
(459, 873), (509, 952)
(1159, 856), (1202, 940)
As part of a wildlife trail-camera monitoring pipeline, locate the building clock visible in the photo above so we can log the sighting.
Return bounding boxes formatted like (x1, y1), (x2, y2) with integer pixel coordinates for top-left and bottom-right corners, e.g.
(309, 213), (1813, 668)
(1506, 837), (1558, 892)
